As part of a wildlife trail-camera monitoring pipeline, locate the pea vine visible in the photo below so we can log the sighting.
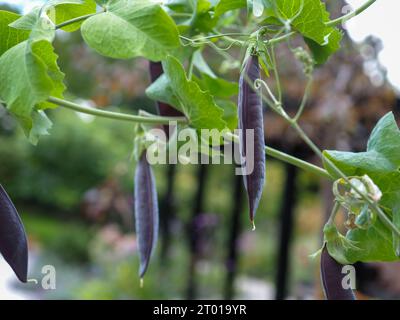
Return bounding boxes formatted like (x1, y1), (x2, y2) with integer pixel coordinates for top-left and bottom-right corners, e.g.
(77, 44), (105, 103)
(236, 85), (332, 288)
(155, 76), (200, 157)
(1, 0), (399, 300)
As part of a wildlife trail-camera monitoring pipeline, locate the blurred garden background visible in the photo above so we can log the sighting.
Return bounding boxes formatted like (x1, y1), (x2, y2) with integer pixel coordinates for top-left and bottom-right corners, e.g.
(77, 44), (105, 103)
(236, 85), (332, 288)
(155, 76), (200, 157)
(1, 0), (400, 300)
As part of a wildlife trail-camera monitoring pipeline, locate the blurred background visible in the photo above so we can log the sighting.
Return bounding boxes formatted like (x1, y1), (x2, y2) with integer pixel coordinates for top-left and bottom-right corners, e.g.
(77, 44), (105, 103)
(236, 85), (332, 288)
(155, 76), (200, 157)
(0, 0), (399, 300)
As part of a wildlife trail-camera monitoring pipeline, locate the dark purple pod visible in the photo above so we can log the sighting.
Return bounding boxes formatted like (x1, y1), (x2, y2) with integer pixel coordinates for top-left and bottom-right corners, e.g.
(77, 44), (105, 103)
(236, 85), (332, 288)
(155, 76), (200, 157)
(134, 152), (159, 280)
(0, 184), (28, 283)
(320, 245), (356, 300)
(238, 55), (265, 224)
(149, 61), (183, 137)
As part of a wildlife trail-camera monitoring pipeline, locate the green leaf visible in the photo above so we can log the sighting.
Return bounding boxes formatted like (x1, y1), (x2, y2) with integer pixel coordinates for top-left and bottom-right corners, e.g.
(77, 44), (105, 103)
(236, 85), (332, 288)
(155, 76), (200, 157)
(145, 74), (182, 112)
(214, 0), (246, 17)
(9, 8), (41, 30)
(193, 50), (216, 78)
(304, 30), (342, 65)
(267, 0), (326, 44)
(323, 112), (400, 263)
(0, 11), (30, 57)
(164, 0), (194, 27)
(0, 9), (64, 143)
(146, 68), (236, 130)
(11, 1), (96, 33)
(0, 40), (64, 123)
(216, 99), (238, 130)
(193, 73), (238, 129)
(195, 73), (238, 98)
(162, 56), (226, 130)
(264, 0), (342, 63)
(21, 110), (53, 145)
(48, 0), (97, 32)
(0, 41), (50, 119)
(35, 41), (67, 109)
(192, 0), (217, 32)
(81, 0), (180, 61)
(11, 8), (56, 43)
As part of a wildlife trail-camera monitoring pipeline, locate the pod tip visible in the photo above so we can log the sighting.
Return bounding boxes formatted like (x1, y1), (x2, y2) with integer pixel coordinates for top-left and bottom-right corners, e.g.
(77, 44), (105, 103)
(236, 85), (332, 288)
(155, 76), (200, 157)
(140, 278), (144, 288)
(251, 220), (256, 231)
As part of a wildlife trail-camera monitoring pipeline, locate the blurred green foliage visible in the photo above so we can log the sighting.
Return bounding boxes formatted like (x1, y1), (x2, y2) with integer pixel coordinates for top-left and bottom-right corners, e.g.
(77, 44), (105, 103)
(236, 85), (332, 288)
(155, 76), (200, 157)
(21, 211), (95, 263)
(0, 107), (133, 210)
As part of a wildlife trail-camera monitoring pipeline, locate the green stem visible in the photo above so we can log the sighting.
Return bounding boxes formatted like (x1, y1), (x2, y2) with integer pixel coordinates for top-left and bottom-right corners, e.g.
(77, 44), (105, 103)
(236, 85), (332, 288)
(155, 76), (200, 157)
(55, 13), (99, 29)
(47, 97), (188, 125)
(170, 13), (193, 18)
(179, 34), (245, 47)
(265, 32), (295, 45)
(327, 201), (341, 225)
(193, 33), (250, 40)
(188, 54), (195, 80)
(326, 0), (376, 27)
(269, 46), (282, 102)
(293, 75), (313, 122)
(265, 145), (331, 179)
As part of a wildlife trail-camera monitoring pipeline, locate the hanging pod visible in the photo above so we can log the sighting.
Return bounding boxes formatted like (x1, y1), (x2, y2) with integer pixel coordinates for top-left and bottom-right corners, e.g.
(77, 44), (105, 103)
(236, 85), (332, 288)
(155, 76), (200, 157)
(134, 152), (159, 282)
(0, 184), (28, 282)
(320, 245), (356, 300)
(238, 54), (265, 226)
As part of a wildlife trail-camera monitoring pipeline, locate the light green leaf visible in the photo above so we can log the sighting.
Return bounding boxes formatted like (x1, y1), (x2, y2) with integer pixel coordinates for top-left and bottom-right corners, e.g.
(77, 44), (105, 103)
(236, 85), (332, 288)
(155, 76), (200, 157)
(214, 0), (246, 17)
(193, 50), (216, 78)
(323, 112), (400, 263)
(35, 41), (67, 109)
(145, 74), (182, 112)
(30, 110), (53, 145)
(162, 56), (226, 130)
(81, 0), (180, 61)
(192, 0), (217, 32)
(21, 110), (53, 145)
(0, 40), (64, 121)
(47, 0), (97, 32)
(9, 8), (41, 30)
(0, 10), (30, 57)
(0, 41), (52, 120)
(195, 73), (238, 98)
(11, 8), (56, 43)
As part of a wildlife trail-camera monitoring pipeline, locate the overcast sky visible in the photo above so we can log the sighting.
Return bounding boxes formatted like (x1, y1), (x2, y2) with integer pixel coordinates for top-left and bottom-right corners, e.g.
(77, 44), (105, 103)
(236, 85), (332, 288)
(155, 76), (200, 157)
(1, 0), (399, 90)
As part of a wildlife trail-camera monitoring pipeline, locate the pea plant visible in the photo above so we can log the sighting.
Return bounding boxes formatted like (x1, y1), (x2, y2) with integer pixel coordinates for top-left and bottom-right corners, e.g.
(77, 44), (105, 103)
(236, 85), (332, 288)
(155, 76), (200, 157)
(0, 0), (399, 300)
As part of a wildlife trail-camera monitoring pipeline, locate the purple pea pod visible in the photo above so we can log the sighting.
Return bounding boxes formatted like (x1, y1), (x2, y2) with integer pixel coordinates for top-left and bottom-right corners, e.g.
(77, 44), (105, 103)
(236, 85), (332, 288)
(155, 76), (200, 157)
(134, 152), (159, 281)
(320, 245), (356, 300)
(149, 61), (183, 137)
(0, 184), (28, 282)
(238, 54), (265, 225)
